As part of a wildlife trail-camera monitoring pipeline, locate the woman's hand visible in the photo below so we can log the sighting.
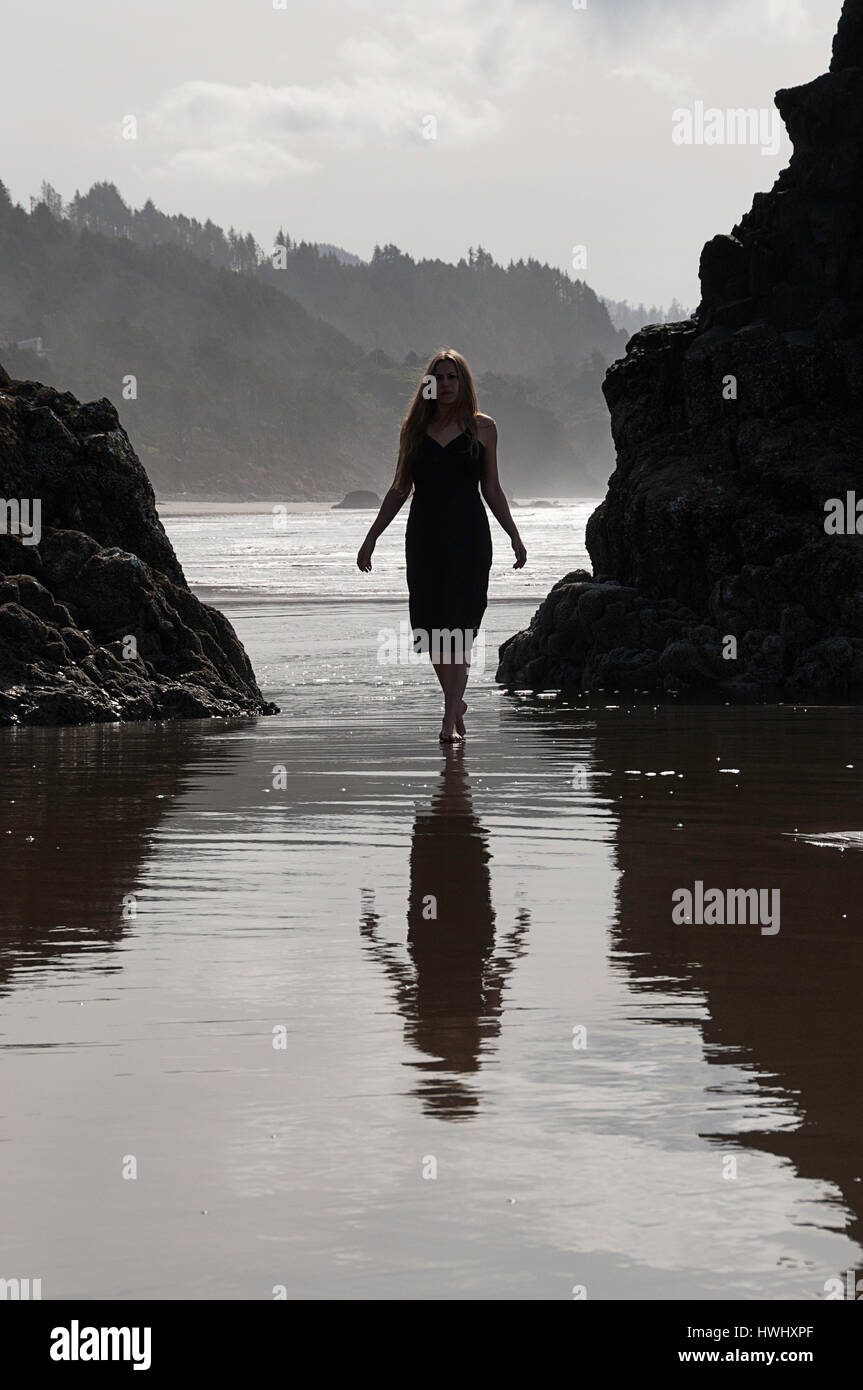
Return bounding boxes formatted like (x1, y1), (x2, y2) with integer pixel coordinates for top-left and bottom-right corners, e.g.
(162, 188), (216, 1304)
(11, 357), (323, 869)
(357, 537), (375, 572)
(511, 533), (527, 570)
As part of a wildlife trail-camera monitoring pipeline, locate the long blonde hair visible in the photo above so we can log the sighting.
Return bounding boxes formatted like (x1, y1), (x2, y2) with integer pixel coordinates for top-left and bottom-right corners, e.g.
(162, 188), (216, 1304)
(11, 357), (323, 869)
(394, 348), (480, 494)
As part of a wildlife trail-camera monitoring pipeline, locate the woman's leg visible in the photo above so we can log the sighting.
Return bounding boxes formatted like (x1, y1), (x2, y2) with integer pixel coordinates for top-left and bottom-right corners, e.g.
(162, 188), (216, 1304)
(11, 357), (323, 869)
(433, 656), (471, 741)
(446, 662), (470, 740)
(433, 661), (462, 740)
(431, 661), (453, 738)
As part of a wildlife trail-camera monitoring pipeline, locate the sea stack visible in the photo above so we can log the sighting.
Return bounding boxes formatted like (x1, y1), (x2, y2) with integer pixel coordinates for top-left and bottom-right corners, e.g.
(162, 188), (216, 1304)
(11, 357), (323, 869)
(498, 0), (863, 700)
(332, 490), (382, 509)
(0, 363), (278, 725)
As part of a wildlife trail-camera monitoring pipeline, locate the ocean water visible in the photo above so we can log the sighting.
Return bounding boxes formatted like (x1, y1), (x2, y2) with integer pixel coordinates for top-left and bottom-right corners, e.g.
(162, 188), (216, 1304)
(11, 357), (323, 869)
(1, 501), (861, 1300)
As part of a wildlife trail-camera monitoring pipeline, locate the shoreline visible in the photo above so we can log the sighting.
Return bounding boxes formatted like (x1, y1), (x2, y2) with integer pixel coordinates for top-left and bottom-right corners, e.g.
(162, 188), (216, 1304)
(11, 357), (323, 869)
(157, 496), (599, 516)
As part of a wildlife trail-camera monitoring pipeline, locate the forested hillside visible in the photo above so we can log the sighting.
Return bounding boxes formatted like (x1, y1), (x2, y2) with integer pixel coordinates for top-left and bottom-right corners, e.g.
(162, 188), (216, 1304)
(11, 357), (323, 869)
(601, 294), (693, 336)
(0, 180), (627, 498)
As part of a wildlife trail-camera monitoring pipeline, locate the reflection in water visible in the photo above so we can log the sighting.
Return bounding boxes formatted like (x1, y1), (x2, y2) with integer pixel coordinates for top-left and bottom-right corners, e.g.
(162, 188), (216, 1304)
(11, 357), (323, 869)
(4, 680), (862, 1295)
(525, 699), (863, 1275)
(360, 746), (529, 1121)
(0, 722), (241, 997)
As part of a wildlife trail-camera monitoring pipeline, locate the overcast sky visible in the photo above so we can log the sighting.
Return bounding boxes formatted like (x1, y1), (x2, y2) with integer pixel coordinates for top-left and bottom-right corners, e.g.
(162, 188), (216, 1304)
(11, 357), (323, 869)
(2, 0), (840, 308)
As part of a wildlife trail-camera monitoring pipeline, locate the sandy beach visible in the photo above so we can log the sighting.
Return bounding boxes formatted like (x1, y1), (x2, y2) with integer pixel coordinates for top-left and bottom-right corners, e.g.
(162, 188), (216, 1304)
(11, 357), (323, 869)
(0, 507), (860, 1299)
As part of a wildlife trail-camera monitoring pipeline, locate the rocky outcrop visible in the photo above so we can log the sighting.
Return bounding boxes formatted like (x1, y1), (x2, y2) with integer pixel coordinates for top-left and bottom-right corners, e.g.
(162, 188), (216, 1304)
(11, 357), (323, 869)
(0, 363), (278, 725)
(332, 490), (382, 509)
(498, 0), (863, 700)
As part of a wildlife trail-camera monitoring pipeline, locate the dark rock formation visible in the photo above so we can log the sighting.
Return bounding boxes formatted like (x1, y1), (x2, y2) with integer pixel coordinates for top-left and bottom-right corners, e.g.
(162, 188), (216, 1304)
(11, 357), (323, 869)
(332, 490), (382, 509)
(498, 0), (863, 700)
(0, 362), (278, 725)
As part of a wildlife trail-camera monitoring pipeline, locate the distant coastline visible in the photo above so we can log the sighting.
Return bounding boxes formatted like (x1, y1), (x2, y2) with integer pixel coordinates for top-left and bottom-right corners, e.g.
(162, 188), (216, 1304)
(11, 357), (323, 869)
(157, 495), (590, 516)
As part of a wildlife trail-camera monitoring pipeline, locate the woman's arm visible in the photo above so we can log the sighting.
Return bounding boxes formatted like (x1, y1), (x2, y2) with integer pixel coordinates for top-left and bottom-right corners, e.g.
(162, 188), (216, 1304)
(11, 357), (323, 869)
(356, 479), (410, 571)
(479, 418), (527, 569)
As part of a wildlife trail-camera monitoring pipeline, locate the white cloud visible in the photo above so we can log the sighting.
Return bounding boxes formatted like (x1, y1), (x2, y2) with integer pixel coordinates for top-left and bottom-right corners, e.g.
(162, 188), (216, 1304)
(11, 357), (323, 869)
(550, 0), (824, 59)
(336, 36), (401, 73)
(383, 0), (561, 90)
(157, 141), (317, 185)
(139, 0), (560, 182)
(142, 73), (501, 175)
(610, 65), (696, 101)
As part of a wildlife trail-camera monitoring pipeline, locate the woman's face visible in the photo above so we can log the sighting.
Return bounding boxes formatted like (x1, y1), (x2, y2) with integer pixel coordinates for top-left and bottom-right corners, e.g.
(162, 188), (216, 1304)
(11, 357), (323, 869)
(433, 361), (460, 405)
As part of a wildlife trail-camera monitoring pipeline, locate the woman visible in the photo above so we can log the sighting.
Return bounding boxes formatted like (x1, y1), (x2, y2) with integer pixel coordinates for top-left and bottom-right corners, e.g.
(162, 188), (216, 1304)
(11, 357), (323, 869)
(357, 349), (527, 742)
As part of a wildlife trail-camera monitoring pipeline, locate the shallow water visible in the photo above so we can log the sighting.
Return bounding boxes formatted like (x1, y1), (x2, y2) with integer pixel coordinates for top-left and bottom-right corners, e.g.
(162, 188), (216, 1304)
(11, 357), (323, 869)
(1, 505), (861, 1300)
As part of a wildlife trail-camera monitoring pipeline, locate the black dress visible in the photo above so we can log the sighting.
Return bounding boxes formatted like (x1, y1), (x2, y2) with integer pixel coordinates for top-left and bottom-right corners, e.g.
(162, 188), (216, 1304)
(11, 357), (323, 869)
(405, 429), (493, 655)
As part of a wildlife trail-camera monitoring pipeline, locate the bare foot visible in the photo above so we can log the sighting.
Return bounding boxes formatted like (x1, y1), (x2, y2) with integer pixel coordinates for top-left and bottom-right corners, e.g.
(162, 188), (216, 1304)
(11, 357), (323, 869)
(455, 700), (467, 738)
(439, 719), (464, 743)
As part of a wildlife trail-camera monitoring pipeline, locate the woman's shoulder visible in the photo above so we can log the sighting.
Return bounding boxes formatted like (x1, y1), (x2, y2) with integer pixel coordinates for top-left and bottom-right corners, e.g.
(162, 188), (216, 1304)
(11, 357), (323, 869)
(473, 412), (497, 439)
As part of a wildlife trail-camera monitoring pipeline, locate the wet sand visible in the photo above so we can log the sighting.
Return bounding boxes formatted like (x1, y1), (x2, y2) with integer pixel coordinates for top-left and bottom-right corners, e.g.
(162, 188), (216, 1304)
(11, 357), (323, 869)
(1, 515), (861, 1299)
